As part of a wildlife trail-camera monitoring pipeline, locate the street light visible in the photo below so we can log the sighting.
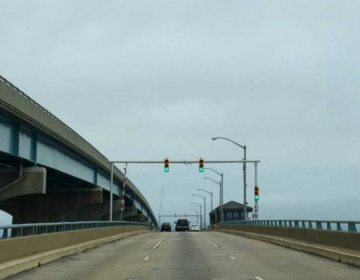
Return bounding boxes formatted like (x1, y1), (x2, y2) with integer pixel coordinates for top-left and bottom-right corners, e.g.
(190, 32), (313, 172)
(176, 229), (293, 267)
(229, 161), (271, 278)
(197, 189), (213, 211)
(197, 189), (213, 226)
(212, 137), (248, 221)
(204, 168), (224, 223)
(188, 209), (199, 224)
(192, 194), (206, 229)
(190, 202), (202, 229)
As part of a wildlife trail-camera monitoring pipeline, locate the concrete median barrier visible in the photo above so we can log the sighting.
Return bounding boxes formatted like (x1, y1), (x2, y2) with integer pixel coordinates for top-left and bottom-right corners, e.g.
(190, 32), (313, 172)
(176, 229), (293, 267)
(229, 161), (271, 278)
(218, 224), (360, 251)
(0, 225), (151, 279)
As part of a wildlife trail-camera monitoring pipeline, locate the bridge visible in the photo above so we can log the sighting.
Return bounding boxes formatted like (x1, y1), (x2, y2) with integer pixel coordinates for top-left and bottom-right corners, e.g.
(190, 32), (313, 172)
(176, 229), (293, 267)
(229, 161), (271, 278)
(1, 76), (360, 279)
(0, 75), (157, 226)
(0, 220), (360, 279)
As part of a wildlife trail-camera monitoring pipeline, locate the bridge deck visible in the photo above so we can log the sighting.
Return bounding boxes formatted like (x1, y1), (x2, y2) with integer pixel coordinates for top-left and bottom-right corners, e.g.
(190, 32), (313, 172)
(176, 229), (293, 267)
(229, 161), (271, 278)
(7, 231), (360, 280)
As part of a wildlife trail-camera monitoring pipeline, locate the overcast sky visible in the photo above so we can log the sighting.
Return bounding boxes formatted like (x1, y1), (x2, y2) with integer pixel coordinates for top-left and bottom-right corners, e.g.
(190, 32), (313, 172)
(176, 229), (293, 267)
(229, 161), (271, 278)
(1, 0), (359, 226)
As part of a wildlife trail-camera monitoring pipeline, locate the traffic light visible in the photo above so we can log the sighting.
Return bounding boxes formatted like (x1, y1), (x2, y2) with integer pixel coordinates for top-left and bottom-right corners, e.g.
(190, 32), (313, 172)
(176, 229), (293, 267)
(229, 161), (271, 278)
(255, 186), (260, 201)
(199, 158), (204, 172)
(164, 158), (169, 172)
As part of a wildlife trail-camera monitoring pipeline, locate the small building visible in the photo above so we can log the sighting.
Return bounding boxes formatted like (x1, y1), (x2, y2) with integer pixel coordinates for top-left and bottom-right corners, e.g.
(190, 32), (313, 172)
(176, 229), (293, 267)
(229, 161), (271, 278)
(209, 200), (253, 224)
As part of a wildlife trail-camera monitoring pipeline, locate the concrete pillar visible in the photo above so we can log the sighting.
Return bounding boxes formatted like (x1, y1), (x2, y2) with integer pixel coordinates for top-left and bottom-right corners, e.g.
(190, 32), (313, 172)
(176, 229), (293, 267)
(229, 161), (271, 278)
(0, 167), (46, 202)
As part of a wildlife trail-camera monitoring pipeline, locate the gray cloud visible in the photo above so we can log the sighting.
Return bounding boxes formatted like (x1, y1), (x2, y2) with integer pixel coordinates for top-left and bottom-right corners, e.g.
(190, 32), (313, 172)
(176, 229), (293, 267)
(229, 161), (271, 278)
(1, 0), (359, 225)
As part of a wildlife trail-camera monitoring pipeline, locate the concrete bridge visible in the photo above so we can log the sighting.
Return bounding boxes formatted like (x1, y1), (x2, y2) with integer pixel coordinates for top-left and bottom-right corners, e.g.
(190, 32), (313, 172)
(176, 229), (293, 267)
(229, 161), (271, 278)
(0, 75), (157, 226)
(0, 220), (360, 279)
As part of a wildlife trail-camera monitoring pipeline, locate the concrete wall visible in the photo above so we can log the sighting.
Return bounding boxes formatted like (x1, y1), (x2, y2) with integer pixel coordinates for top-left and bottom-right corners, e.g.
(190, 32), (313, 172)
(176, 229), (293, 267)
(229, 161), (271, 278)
(0, 225), (150, 263)
(218, 224), (360, 251)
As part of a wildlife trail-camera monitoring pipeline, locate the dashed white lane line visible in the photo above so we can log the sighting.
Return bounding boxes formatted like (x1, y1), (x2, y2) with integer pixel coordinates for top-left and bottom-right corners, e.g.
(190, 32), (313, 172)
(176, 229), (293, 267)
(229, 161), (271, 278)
(143, 256), (151, 262)
(229, 255), (237, 260)
(206, 239), (220, 248)
(152, 239), (164, 249)
(254, 276), (264, 280)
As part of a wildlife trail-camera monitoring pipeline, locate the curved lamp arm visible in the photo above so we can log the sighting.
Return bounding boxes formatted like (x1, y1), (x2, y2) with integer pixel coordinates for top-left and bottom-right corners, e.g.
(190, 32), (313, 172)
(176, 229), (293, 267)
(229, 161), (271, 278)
(212, 137), (245, 149)
(203, 177), (221, 186)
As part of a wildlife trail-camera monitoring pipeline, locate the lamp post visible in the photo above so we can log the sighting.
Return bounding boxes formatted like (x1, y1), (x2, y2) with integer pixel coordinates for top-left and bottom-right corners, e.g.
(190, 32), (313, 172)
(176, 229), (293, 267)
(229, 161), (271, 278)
(197, 189), (213, 211)
(190, 202), (202, 229)
(204, 168), (224, 223)
(192, 194), (206, 229)
(197, 189), (213, 226)
(188, 209), (199, 224)
(212, 137), (248, 221)
(203, 177), (221, 222)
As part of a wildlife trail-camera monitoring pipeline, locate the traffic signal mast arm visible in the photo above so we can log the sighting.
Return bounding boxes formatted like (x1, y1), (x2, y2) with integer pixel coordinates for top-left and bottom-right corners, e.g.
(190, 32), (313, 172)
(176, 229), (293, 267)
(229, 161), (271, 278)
(109, 160), (260, 164)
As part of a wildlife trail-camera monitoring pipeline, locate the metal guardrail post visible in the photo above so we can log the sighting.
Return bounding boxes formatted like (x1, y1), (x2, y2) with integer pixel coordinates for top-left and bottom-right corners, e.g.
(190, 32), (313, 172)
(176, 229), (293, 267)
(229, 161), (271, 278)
(301, 221), (306, 228)
(327, 222), (331, 230)
(308, 221), (313, 229)
(316, 222), (322, 230)
(29, 226), (34, 235)
(348, 222), (357, 232)
(2, 228), (8, 239)
(337, 222), (342, 231)
(294, 221), (299, 227)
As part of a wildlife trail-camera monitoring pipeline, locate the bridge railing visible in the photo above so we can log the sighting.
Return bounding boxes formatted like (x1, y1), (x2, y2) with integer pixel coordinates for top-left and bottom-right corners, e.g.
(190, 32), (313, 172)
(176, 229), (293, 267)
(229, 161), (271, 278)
(0, 221), (157, 239)
(220, 220), (360, 232)
(0, 75), (82, 139)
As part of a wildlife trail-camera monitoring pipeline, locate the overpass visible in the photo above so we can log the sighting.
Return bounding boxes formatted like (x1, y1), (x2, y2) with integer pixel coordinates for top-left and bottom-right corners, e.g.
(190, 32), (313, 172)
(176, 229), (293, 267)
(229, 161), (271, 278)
(0, 75), (157, 226)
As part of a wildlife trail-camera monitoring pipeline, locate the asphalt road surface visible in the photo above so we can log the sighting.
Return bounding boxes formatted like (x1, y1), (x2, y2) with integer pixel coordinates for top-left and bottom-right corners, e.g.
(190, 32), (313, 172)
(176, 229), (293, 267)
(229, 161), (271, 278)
(8, 231), (360, 280)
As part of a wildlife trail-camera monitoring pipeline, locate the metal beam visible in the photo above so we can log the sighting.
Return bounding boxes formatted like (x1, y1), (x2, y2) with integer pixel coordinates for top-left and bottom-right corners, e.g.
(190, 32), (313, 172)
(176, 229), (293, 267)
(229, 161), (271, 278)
(109, 160), (260, 164)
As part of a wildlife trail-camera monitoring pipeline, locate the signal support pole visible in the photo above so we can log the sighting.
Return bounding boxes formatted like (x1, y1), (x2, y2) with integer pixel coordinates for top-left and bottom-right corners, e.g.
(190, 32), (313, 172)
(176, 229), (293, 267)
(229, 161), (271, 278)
(110, 163), (114, 222)
(109, 160), (261, 224)
(244, 145), (247, 220)
(254, 162), (259, 220)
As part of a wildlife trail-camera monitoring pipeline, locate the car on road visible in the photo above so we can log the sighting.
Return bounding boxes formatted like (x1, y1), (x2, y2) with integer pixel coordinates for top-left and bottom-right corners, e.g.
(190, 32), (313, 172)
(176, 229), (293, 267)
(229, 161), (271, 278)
(190, 224), (200, 231)
(175, 219), (190, 231)
(161, 222), (172, 232)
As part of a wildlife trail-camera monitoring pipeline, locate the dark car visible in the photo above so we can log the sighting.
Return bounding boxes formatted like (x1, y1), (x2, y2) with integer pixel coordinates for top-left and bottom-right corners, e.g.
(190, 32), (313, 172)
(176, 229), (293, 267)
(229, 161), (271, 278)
(175, 219), (189, 232)
(161, 222), (172, 232)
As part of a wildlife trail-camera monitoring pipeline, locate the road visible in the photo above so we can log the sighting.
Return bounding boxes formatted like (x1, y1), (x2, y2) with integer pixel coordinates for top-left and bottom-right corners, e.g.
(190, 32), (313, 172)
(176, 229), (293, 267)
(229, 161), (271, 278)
(8, 231), (360, 280)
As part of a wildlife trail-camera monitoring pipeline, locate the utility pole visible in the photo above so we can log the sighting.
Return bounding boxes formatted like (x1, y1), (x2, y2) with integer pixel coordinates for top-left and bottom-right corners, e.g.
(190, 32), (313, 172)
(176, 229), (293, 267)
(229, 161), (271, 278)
(243, 145), (247, 220)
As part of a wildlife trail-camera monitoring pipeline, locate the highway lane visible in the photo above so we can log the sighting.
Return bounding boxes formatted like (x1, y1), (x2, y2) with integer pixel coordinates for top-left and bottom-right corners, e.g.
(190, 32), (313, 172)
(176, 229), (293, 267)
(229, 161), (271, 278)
(8, 231), (360, 280)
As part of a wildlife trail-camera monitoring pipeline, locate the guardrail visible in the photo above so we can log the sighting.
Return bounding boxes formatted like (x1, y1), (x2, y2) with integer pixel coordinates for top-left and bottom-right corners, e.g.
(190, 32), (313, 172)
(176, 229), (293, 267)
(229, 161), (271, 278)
(220, 220), (360, 232)
(0, 221), (157, 239)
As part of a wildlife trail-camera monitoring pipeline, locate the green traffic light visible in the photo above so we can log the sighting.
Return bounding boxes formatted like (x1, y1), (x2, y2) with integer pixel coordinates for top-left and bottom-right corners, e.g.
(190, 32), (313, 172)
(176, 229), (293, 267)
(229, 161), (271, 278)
(255, 195), (259, 201)
(199, 167), (204, 172)
(164, 167), (169, 172)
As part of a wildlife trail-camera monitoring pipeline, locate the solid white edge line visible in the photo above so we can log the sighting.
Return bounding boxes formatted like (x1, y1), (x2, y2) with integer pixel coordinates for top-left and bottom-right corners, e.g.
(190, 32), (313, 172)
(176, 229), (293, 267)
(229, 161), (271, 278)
(152, 239), (164, 249)
(254, 276), (264, 280)
(206, 239), (220, 248)
(229, 255), (237, 260)
(143, 256), (151, 262)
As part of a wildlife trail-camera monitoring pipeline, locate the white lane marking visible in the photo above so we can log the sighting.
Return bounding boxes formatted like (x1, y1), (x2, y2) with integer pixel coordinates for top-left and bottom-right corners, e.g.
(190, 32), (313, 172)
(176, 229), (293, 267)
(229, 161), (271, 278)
(143, 256), (151, 262)
(254, 276), (264, 280)
(229, 255), (237, 260)
(207, 239), (220, 248)
(152, 239), (164, 249)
